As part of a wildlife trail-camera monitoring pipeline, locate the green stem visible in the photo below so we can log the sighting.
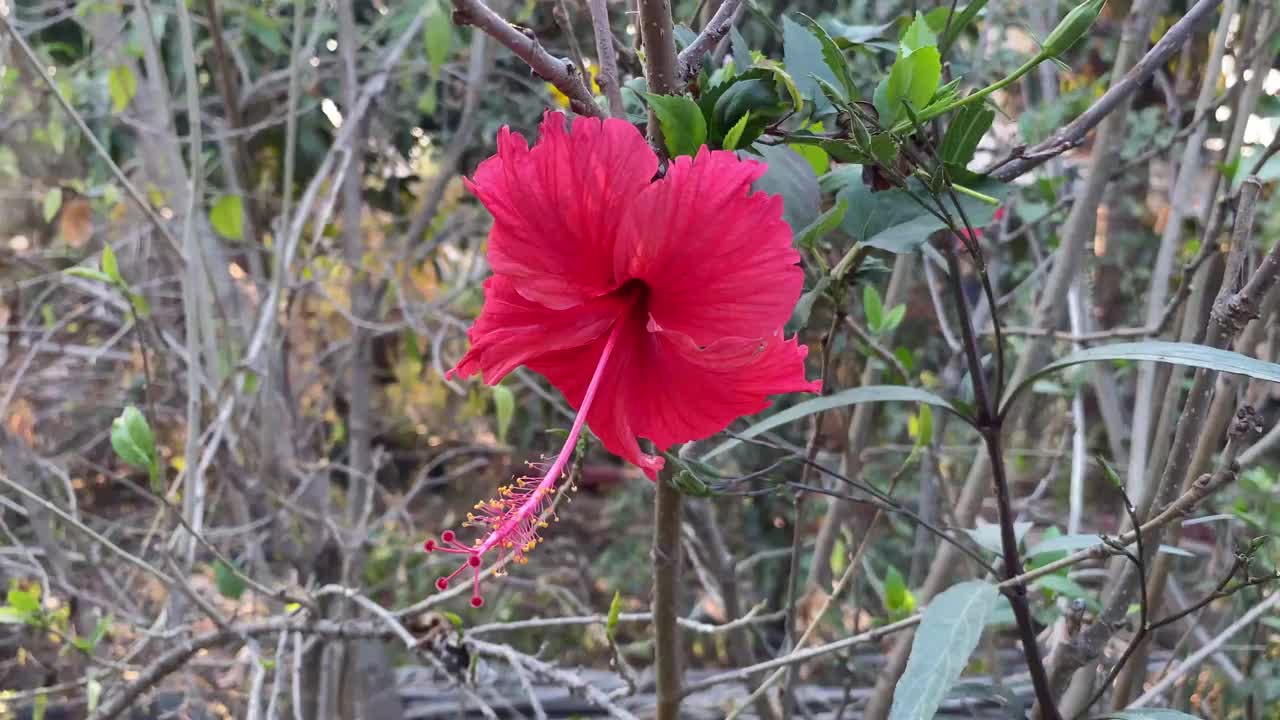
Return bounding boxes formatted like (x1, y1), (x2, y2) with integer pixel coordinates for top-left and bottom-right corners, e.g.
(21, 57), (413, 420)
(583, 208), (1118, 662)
(890, 52), (1047, 134)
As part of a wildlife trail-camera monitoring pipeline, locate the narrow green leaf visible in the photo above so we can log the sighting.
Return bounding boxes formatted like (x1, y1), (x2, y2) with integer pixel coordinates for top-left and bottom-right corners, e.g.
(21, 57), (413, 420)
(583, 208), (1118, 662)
(214, 560), (247, 600)
(424, 2), (452, 75)
(793, 199), (847, 249)
(730, 26), (752, 73)
(32, 692), (47, 720)
(492, 385), (515, 444)
(209, 194), (244, 241)
(702, 386), (963, 460)
(64, 268), (114, 284)
(940, 103), (995, 167)
(643, 93), (707, 158)
(443, 610), (464, 630)
(42, 187), (62, 222)
(940, 1), (989, 55)
(606, 590), (623, 639)
(1005, 341), (1280, 414)
(721, 111), (751, 150)
(101, 244), (122, 286)
(108, 65), (138, 113)
(790, 277), (831, 331)
(889, 581), (1000, 720)
(796, 14), (857, 100)
(863, 284), (884, 332)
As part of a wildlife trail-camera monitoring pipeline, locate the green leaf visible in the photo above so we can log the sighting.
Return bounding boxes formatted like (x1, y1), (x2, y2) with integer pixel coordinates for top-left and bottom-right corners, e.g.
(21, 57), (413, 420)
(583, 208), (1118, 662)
(7, 588), (40, 615)
(940, 103), (995, 168)
(209, 195), (244, 241)
(710, 74), (785, 144)
(702, 386), (962, 460)
(42, 188), (63, 222)
(101, 244), (122, 286)
(424, 3), (452, 76)
(883, 304), (906, 332)
(108, 65), (138, 113)
(721, 111), (751, 150)
(909, 404), (933, 445)
(1006, 341), (1280, 414)
(751, 60), (803, 112)
(790, 277), (830, 331)
(793, 199), (847, 249)
(863, 284), (884, 332)
(643, 94), (707, 158)
(830, 173), (1006, 254)
(875, 47), (941, 126)
(32, 692), (47, 720)
(889, 581), (1000, 720)
(782, 16), (838, 113)
(128, 292), (151, 319)
(64, 268), (115, 284)
(1034, 574), (1094, 604)
(730, 26), (753, 74)
(796, 14), (857, 101)
(939, 2), (989, 55)
(0, 607), (26, 623)
(1026, 533), (1101, 558)
(884, 566), (914, 613)
(790, 142), (830, 176)
(110, 406), (156, 471)
(606, 590), (623, 639)
(214, 560), (247, 600)
(750, 144), (820, 232)
(492, 385), (514, 444)
(965, 522), (1032, 555)
(899, 12), (938, 55)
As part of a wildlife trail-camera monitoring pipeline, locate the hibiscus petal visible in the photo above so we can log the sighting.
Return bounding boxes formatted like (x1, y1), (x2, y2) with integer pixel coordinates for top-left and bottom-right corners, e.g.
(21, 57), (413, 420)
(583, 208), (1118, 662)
(530, 309), (819, 480)
(468, 111), (658, 309)
(613, 148), (803, 344)
(447, 275), (630, 385)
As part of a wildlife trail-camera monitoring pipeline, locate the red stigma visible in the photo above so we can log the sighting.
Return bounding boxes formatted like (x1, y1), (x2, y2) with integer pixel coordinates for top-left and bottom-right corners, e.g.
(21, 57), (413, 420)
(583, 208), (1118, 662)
(441, 530), (456, 542)
(435, 577), (449, 591)
(470, 596), (485, 608)
(468, 555), (481, 567)
(423, 539), (435, 552)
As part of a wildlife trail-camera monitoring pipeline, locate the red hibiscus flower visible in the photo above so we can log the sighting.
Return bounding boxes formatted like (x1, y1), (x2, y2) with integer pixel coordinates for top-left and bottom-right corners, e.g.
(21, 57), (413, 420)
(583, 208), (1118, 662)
(425, 111), (821, 606)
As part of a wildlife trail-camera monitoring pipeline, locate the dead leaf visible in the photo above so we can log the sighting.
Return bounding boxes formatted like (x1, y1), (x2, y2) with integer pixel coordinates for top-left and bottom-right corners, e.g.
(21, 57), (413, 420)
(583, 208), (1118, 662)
(59, 195), (93, 247)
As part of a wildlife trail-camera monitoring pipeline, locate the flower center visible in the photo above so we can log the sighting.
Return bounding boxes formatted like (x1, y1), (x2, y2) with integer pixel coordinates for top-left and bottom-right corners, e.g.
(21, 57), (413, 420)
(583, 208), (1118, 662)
(424, 316), (628, 608)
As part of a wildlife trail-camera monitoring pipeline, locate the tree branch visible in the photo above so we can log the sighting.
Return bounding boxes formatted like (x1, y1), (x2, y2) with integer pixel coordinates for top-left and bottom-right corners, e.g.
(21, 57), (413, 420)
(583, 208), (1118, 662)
(989, 0), (1223, 182)
(451, 0), (603, 117)
(675, 0), (743, 83)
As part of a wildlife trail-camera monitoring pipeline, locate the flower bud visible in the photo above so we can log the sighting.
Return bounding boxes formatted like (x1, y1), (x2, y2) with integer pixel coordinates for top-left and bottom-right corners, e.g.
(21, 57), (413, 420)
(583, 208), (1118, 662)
(1042, 0), (1107, 57)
